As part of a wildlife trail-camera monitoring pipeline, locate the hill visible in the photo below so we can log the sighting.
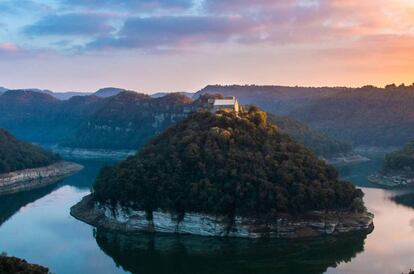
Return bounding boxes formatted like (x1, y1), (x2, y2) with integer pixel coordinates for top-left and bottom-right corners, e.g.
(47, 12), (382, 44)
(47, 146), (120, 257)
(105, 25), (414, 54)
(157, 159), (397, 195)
(196, 84), (414, 147)
(93, 108), (365, 217)
(384, 141), (414, 173)
(0, 129), (60, 173)
(268, 114), (352, 157)
(151, 91), (194, 98)
(93, 87), (125, 98)
(65, 92), (193, 149)
(0, 89), (352, 156)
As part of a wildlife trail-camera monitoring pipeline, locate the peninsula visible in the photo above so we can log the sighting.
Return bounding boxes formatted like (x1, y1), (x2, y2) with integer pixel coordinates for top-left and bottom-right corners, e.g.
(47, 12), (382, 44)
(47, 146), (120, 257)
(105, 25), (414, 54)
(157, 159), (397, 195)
(0, 129), (82, 195)
(72, 107), (373, 238)
(368, 141), (414, 188)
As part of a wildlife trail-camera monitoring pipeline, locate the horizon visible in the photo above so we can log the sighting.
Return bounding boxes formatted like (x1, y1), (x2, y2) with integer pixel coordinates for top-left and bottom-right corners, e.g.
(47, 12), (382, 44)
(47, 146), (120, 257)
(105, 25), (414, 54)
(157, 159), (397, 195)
(0, 0), (413, 92)
(1, 82), (414, 95)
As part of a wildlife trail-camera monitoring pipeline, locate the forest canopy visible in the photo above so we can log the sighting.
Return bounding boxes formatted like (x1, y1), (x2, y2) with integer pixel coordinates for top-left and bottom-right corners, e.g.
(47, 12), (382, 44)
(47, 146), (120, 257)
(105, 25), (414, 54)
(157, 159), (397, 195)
(93, 108), (365, 220)
(384, 141), (414, 172)
(0, 129), (60, 173)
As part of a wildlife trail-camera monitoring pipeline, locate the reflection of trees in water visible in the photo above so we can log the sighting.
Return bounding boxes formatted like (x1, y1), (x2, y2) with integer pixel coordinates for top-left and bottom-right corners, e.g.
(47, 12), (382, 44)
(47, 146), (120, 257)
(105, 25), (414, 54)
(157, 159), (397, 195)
(392, 192), (414, 209)
(95, 228), (367, 274)
(0, 160), (114, 226)
(0, 184), (57, 226)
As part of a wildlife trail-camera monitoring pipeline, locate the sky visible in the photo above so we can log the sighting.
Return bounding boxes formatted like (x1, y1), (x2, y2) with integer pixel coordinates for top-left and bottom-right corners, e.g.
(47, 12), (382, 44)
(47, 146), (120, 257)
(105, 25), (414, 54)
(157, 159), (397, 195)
(0, 0), (413, 93)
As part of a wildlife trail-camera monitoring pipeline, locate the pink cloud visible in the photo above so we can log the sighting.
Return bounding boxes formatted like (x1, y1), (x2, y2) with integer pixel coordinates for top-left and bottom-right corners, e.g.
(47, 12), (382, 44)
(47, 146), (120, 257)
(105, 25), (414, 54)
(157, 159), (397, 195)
(0, 43), (21, 52)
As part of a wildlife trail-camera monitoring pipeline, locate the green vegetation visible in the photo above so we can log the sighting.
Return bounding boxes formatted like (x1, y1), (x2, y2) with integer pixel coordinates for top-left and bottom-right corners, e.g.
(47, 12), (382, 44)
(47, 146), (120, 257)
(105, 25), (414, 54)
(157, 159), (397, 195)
(93, 107), (365, 220)
(268, 114), (352, 157)
(0, 129), (60, 173)
(0, 90), (351, 157)
(197, 84), (414, 147)
(0, 253), (49, 274)
(384, 141), (414, 172)
(65, 92), (192, 149)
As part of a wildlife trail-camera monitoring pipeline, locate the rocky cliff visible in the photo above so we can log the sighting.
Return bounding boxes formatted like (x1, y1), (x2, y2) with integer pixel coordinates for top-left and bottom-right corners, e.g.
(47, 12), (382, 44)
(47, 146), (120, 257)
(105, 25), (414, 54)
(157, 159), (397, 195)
(0, 161), (83, 195)
(71, 195), (374, 239)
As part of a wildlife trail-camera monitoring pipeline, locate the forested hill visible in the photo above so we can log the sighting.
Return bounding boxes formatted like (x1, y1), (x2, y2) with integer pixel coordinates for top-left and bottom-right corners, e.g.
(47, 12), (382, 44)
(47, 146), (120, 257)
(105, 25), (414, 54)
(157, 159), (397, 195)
(65, 92), (193, 149)
(0, 129), (60, 173)
(268, 114), (351, 157)
(384, 141), (414, 173)
(0, 89), (350, 157)
(93, 108), (365, 218)
(196, 84), (414, 147)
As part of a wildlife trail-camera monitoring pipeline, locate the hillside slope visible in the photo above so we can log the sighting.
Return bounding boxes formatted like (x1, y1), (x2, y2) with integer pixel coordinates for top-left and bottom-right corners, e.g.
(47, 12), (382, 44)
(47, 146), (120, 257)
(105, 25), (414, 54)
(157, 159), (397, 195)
(93, 108), (365, 217)
(196, 84), (414, 147)
(0, 129), (60, 173)
(0, 89), (352, 156)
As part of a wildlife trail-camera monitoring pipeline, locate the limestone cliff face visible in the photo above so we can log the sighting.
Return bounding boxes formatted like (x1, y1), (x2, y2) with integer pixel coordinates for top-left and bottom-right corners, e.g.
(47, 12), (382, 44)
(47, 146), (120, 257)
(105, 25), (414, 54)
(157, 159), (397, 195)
(71, 195), (374, 239)
(0, 161), (83, 195)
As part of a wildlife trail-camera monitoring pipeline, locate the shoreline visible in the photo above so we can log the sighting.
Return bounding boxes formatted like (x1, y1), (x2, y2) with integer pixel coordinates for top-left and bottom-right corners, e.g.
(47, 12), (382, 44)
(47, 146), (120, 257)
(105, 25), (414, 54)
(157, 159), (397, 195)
(45, 145), (135, 160)
(367, 173), (414, 188)
(0, 161), (83, 196)
(71, 194), (374, 239)
(324, 153), (370, 166)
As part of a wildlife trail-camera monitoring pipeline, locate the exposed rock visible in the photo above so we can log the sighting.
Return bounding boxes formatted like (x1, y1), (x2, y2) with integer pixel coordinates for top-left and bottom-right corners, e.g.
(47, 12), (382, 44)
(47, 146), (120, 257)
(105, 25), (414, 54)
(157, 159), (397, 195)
(0, 161), (83, 195)
(71, 195), (374, 239)
(47, 145), (135, 160)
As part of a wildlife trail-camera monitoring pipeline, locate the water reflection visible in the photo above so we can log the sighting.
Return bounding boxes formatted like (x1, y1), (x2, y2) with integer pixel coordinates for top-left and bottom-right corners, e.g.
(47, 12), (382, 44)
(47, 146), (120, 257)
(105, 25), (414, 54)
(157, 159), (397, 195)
(95, 228), (367, 274)
(0, 184), (57, 226)
(391, 192), (414, 209)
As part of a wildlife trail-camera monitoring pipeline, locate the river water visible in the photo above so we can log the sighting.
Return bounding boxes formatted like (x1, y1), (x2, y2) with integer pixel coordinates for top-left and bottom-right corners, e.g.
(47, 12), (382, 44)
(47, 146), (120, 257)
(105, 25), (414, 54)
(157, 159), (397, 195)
(0, 157), (413, 274)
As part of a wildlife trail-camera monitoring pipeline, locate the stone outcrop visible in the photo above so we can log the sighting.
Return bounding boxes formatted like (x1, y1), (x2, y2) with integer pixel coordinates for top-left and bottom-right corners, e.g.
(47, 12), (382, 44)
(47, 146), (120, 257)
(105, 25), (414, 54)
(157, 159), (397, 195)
(0, 161), (83, 195)
(71, 195), (374, 239)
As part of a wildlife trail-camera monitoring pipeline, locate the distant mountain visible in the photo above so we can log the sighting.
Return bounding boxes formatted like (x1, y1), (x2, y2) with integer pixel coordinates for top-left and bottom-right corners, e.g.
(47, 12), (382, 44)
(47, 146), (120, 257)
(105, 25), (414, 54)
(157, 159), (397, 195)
(51, 91), (91, 100)
(151, 91), (194, 99)
(196, 84), (414, 147)
(195, 85), (343, 114)
(65, 92), (193, 149)
(93, 87), (125, 98)
(0, 89), (352, 156)
(0, 90), (99, 143)
(0, 87), (91, 100)
(268, 114), (352, 157)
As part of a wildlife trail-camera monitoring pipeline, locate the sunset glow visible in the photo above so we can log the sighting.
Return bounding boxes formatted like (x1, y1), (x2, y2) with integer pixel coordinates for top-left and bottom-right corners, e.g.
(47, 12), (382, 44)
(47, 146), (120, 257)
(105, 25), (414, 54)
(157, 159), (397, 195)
(0, 0), (413, 92)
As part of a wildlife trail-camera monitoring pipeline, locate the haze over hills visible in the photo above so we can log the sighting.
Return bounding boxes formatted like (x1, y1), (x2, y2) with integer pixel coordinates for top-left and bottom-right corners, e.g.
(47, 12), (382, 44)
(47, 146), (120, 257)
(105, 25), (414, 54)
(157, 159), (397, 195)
(2, 82), (412, 154)
(0, 89), (350, 157)
(196, 84), (414, 147)
(0, 86), (126, 100)
(151, 91), (194, 99)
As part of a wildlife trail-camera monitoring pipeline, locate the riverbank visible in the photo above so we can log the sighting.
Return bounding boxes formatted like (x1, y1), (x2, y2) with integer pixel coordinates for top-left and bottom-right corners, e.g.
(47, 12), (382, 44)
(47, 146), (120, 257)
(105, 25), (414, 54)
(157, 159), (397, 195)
(325, 153), (370, 165)
(367, 173), (414, 188)
(0, 161), (83, 195)
(45, 145), (135, 160)
(71, 194), (374, 239)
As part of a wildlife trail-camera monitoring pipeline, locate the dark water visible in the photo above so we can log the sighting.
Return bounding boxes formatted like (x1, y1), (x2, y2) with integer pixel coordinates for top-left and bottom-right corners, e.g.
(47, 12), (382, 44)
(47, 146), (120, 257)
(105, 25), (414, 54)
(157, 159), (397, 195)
(0, 158), (414, 274)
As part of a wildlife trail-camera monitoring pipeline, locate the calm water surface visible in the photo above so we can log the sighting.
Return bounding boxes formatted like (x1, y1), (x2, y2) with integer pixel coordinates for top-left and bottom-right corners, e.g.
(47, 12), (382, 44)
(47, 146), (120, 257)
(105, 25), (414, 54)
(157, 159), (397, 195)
(0, 157), (414, 274)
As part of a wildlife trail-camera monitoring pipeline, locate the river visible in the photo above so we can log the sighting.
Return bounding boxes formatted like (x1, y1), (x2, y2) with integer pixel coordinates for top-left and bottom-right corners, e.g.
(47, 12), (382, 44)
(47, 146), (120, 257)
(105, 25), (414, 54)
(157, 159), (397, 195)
(0, 157), (413, 274)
